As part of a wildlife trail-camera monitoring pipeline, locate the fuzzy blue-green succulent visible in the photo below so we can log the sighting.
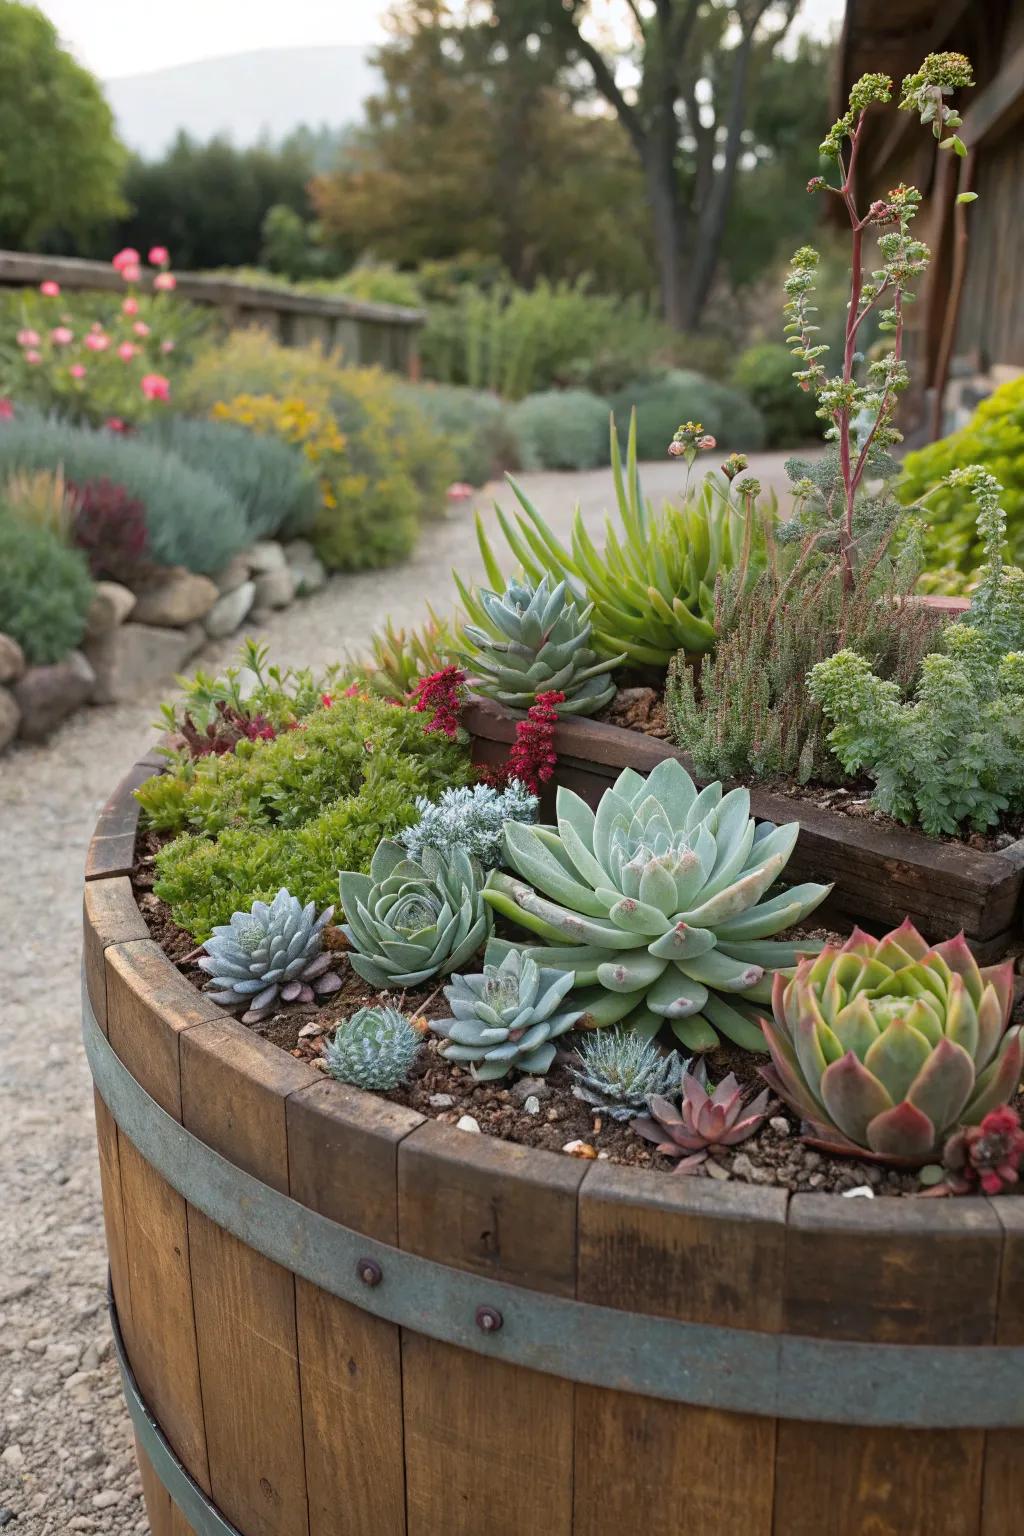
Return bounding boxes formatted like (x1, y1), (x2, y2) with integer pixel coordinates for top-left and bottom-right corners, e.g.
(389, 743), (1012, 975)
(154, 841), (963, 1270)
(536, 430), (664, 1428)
(569, 1029), (685, 1120)
(198, 888), (341, 1023)
(340, 839), (491, 989)
(324, 1006), (424, 1092)
(484, 758), (830, 1051)
(431, 946), (582, 1080)
(400, 779), (538, 870)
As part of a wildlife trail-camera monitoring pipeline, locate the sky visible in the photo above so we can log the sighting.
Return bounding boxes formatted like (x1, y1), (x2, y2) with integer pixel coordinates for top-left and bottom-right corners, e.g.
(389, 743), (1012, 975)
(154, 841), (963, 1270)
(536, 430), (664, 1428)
(39, 0), (846, 80)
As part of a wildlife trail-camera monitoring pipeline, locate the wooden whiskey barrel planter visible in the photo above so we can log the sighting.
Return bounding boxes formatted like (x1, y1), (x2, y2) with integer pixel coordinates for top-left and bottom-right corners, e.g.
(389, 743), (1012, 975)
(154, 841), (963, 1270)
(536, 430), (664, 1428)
(84, 756), (1024, 1536)
(464, 696), (1024, 964)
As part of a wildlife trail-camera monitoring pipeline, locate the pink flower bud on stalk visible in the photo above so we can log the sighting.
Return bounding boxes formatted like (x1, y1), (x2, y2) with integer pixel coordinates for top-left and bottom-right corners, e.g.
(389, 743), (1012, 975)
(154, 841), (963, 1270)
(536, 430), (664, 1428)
(16, 329), (40, 347)
(39, 281), (60, 297)
(69, 364), (87, 380)
(24, 350), (42, 364)
(140, 373), (171, 402)
(112, 248), (140, 273)
(51, 326), (73, 345)
(121, 264), (142, 283)
(153, 272), (176, 292)
(122, 297), (139, 316)
(161, 339), (175, 354)
(132, 321), (150, 337)
(85, 332), (109, 352)
(698, 435), (716, 451)
(118, 342), (137, 361)
(667, 440), (685, 457)
(148, 246), (170, 267)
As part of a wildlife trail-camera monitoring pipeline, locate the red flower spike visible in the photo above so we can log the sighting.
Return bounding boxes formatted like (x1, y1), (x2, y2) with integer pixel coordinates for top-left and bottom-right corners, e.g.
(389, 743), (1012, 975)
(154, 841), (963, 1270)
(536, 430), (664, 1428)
(410, 665), (466, 737)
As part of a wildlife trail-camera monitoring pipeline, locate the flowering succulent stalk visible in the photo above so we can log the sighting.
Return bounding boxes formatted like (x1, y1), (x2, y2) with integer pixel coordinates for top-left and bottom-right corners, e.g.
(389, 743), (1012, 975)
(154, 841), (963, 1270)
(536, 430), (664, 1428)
(340, 839), (491, 988)
(431, 946), (581, 1080)
(941, 1106), (1024, 1195)
(198, 889), (341, 1023)
(631, 1062), (770, 1171)
(761, 920), (1022, 1164)
(324, 1006), (424, 1092)
(570, 1030), (684, 1121)
(410, 664), (466, 738)
(484, 757), (830, 1051)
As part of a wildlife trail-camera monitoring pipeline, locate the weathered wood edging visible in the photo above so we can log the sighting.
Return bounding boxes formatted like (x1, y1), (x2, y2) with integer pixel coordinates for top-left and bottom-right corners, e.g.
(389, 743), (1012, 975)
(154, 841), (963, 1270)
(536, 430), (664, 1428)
(82, 754), (1024, 1536)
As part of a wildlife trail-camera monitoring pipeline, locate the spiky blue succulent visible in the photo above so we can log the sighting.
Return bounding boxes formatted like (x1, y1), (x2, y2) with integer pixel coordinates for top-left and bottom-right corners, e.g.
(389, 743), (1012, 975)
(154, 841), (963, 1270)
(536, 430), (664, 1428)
(431, 946), (582, 1080)
(400, 779), (538, 869)
(198, 888), (341, 1023)
(324, 1006), (424, 1092)
(340, 839), (492, 989)
(570, 1030), (685, 1120)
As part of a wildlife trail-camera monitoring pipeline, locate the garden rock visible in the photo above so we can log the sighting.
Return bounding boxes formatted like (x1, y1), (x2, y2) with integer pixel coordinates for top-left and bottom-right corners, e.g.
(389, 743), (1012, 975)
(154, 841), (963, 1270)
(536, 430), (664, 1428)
(0, 688), (20, 752)
(0, 632), (26, 684)
(83, 582), (136, 639)
(131, 567), (219, 628)
(85, 623), (193, 705)
(13, 652), (95, 741)
(205, 580), (256, 639)
(285, 539), (327, 595)
(253, 568), (296, 610)
(212, 552), (252, 595)
(246, 540), (287, 574)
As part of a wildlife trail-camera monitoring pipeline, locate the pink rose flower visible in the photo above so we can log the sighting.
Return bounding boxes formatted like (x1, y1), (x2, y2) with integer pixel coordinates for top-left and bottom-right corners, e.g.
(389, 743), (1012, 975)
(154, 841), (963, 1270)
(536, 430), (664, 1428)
(85, 333), (110, 352)
(153, 272), (176, 292)
(51, 326), (73, 345)
(25, 350), (42, 364)
(69, 364), (87, 380)
(148, 246), (170, 267)
(117, 342), (137, 361)
(140, 372), (170, 401)
(122, 297), (139, 316)
(160, 339), (175, 354)
(16, 329), (40, 348)
(112, 248), (140, 272)
(121, 264), (142, 283)
(132, 321), (150, 337)
(0, 398), (13, 420)
(39, 281), (60, 297)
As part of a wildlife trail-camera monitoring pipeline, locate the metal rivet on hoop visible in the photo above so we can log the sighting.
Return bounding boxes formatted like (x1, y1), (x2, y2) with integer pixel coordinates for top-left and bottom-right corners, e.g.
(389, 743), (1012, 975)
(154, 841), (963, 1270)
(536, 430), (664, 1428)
(475, 1304), (503, 1333)
(357, 1258), (383, 1288)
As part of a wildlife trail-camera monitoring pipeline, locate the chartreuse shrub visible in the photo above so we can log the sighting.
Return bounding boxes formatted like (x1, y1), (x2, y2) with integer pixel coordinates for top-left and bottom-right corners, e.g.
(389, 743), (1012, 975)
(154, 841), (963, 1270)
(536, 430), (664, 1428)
(899, 377), (1024, 590)
(610, 371), (766, 459)
(810, 471), (1024, 837)
(146, 693), (472, 939)
(142, 416), (318, 541)
(731, 344), (820, 448)
(508, 389), (611, 471)
(0, 504), (94, 663)
(0, 411), (249, 573)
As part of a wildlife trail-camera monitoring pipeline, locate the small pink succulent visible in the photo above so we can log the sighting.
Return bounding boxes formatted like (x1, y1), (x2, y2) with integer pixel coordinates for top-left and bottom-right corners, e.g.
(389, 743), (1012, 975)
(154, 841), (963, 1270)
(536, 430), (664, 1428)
(632, 1064), (771, 1172)
(148, 245), (170, 267)
(943, 1106), (1024, 1196)
(39, 280), (60, 297)
(51, 326), (73, 345)
(140, 372), (170, 402)
(153, 272), (176, 292)
(16, 329), (40, 348)
(112, 248), (140, 273)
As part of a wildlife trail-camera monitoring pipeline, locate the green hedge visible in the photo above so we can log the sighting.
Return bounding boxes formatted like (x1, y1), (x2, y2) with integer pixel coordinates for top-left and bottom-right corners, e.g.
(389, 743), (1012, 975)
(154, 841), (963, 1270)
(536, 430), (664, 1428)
(0, 505), (93, 663)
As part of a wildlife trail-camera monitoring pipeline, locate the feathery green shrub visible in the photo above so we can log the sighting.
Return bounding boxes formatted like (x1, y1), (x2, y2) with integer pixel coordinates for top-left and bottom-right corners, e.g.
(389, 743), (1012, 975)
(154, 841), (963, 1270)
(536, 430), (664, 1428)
(611, 370), (766, 459)
(508, 389), (611, 471)
(0, 412), (249, 573)
(0, 505), (93, 663)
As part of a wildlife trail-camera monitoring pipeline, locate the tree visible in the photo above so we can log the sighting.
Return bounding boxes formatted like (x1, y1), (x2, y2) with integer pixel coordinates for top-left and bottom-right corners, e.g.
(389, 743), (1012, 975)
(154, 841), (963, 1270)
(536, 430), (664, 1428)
(0, 1), (127, 247)
(312, 2), (654, 296)
(492, 0), (802, 328)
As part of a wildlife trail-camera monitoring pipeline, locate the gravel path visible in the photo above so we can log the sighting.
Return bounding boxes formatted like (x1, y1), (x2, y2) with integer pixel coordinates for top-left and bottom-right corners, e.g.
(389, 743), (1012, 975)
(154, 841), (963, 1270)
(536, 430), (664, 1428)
(0, 452), (803, 1533)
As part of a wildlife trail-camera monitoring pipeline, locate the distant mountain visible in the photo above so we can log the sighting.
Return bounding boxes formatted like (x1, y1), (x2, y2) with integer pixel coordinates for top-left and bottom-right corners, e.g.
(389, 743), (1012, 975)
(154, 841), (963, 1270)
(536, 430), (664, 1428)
(105, 46), (380, 159)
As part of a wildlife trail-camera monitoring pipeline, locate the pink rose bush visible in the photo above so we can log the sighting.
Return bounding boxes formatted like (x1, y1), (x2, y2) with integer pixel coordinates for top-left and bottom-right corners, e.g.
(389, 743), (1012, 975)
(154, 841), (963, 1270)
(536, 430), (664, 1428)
(1, 246), (183, 425)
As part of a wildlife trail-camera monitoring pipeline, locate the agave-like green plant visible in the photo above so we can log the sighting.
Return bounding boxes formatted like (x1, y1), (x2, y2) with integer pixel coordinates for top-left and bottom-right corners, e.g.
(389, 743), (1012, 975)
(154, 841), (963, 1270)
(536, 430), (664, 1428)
(761, 920), (1023, 1164)
(484, 758), (830, 1050)
(458, 410), (766, 667)
(340, 840), (492, 989)
(570, 1029), (684, 1120)
(431, 946), (582, 1080)
(459, 573), (621, 715)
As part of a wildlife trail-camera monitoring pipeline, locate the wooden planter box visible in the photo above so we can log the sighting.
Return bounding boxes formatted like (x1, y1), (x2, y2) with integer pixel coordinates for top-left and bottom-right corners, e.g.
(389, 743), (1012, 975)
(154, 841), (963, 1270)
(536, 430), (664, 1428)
(464, 697), (1024, 963)
(83, 759), (1024, 1536)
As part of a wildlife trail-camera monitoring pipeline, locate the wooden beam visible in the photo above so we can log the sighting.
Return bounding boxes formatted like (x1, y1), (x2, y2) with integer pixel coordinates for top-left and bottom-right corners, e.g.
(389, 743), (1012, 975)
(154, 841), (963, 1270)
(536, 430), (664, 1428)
(867, 0), (975, 175)
(961, 38), (1024, 146)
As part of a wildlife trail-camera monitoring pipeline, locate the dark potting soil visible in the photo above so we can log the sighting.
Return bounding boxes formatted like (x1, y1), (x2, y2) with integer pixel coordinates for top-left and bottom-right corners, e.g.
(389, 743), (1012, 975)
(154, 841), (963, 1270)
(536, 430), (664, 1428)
(132, 828), (978, 1198)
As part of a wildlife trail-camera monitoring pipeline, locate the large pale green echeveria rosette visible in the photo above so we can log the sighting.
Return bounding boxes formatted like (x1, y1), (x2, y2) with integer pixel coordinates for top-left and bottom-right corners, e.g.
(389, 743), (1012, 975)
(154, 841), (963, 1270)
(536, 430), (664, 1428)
(760, 919), (1022, 1164)
(483, 758), (830, 1050)
(339, 840), (492, 989)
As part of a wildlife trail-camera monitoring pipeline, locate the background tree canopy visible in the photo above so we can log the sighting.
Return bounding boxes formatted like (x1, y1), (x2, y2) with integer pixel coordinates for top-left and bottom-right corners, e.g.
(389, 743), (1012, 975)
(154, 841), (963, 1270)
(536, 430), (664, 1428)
(0, 0), (127, 247)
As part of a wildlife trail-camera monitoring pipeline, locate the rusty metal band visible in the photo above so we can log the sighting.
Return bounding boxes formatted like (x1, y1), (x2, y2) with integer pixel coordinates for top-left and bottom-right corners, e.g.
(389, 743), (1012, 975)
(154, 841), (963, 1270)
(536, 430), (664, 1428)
(84, 981), (1024, 1429)
(109, 1279), (242, 1536)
